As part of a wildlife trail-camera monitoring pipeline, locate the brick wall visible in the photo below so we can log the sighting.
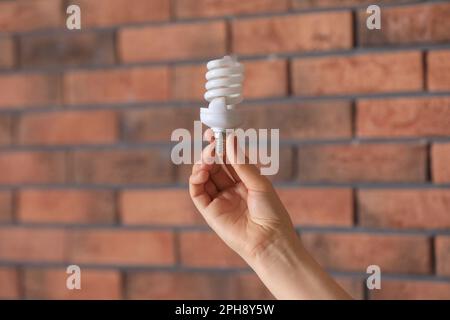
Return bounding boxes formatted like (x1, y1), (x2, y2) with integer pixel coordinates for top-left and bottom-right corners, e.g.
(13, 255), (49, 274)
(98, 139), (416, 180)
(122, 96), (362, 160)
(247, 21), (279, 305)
(0, 0), (449, 300)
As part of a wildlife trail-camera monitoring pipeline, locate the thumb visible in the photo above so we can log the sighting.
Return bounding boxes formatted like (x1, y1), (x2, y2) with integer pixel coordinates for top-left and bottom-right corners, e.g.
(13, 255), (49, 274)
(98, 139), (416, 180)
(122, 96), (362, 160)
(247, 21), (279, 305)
(225, 133), (273, 192)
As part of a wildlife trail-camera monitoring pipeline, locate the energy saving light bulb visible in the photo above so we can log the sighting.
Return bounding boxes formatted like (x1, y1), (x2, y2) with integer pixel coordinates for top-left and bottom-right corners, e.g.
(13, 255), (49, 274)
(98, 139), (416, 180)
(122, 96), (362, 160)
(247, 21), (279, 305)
(200, 56), (244, 155)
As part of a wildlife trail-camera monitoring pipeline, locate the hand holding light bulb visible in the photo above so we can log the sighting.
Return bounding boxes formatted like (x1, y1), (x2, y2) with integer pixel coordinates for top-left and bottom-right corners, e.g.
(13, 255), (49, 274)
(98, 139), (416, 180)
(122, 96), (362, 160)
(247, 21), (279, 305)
(189, 131), (351, 300)
(190, 56), (351, 300)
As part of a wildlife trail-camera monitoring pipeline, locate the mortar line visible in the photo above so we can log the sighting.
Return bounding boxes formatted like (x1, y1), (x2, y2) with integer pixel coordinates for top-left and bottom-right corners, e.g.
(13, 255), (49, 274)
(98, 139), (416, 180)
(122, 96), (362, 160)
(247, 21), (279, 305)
(2, 89), (450, 114)
(2, 43), (450, 76)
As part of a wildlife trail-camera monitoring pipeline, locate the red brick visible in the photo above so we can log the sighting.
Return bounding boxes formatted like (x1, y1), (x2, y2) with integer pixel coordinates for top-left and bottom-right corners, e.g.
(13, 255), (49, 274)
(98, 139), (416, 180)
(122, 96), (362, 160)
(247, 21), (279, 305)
(335, 277), (363, 300)
(18, 110), (118, 145)
(232, 12), (352, 55)
(0, 115), (12, 145)
(0, 0), (62, 32)
(67, 229), (175, 266)
(0, 227), (66, 262)
(18, 190), (116, 224)
(0, 74), (61, 109)
(301, 232), (431, 274)
(0, 268), (19, 299)
(173, 59), (288, 101)
(119, 21), (226, 63)
(123, 107), (197, 142)
(72, 149), (174, 185)
(370, 279), (450, 300)
(237, 140), (293, 180)
(253, 101), (352, 139)
(179, 232), (247, 268)
(0, 37), (15, 69)
(0, 152), (66, 184)
(71, 0), (170, 27)
(358, 3), (450, 46)
(436, 236), (450, 276)
(19, 32), (116, 68)
(277, 188), (353, 226)
(428, 50), (450, 91)
(291, 0), (408, 8)
(358, 189), (450, 229)
(175, 0), (289, 18)
(292, 52), (423, 96)
(172, 65), (205, 102)
(239, 103), (280, 130)
(432, 144), (450, 183)
(243, 59), (288, 99)
(0, 191), (13, 222)
(120, 189), (203, 225)
(24, 268), (122, 299)
(64, 67), (169, 105)
(357, 97), (450, 138)
(298, 143), (427, 183)
(262, 146), (295, 183)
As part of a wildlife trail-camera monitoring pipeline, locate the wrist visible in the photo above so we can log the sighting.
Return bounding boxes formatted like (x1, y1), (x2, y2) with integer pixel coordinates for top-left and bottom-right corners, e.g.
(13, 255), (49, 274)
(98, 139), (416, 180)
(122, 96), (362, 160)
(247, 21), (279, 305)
(245, 231), (353, 300)
(247, 231), (306, 274)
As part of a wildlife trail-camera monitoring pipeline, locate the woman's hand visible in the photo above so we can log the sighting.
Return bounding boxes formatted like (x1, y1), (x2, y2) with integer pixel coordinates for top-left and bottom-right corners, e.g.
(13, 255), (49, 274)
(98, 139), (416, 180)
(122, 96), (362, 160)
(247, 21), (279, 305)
(189, 130), (298, 264)
(189, 129), (351, 300)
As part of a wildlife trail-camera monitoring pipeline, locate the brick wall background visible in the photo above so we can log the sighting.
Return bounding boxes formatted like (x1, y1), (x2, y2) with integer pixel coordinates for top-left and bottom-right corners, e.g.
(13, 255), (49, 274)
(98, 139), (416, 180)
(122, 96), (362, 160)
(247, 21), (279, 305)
(0, 0), (449, 300)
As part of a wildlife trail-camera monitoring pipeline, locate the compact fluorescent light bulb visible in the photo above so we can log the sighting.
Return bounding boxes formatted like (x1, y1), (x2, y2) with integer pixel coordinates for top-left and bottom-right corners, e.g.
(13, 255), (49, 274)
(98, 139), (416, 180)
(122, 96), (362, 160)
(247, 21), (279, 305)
(200, 56), (244, 155)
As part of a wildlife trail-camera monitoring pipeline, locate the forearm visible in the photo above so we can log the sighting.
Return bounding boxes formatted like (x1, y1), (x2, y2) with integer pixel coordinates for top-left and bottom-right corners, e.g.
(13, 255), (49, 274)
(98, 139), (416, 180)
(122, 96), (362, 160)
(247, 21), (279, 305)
(248, 235), (352, 300)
